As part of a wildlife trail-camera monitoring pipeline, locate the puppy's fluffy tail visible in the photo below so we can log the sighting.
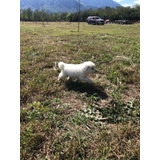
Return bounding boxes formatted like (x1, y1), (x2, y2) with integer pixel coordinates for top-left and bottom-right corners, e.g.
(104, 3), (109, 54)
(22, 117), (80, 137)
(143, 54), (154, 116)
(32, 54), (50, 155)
(58, 62), (65, 70)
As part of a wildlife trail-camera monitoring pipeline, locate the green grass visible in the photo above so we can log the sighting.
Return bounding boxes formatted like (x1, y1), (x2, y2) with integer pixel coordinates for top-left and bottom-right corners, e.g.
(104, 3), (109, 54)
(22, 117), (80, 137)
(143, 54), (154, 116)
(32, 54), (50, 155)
(20, 22), (140, 159)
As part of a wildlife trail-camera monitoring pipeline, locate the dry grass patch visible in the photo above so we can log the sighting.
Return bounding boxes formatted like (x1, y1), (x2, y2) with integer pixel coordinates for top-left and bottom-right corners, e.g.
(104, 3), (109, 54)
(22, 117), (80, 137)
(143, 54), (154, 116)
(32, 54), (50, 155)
(21, 22), (140, 160)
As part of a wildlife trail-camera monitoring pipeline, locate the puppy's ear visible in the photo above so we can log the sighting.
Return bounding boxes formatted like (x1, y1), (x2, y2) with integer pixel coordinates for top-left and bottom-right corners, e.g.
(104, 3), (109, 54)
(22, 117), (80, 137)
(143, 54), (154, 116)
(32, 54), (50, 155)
(86, 66), (89, 71)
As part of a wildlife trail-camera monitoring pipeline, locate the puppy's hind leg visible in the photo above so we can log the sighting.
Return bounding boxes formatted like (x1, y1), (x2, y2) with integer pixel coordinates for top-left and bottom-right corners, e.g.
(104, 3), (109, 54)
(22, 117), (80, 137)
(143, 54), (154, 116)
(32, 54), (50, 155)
(58, 72), (65, 81)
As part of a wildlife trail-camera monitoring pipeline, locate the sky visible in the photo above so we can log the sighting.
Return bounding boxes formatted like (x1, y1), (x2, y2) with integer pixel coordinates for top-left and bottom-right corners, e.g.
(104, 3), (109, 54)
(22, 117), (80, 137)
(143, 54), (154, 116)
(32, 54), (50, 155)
(114, 0), (140, 7)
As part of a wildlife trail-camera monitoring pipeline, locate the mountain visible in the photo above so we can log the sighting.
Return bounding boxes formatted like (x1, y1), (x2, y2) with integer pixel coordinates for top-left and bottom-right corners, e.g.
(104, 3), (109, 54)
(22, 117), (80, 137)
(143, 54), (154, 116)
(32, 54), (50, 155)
(20, 0), (122, 13)
(80, 0), (121, 9)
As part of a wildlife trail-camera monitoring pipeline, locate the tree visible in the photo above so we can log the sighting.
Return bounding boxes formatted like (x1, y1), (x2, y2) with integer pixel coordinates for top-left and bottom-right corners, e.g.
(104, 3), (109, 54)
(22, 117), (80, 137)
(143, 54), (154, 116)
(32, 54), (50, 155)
(66, 13), (72, 22)
(20, 5), (140, 23)
(20, 9), (27, 21)
(33, 10), (41, 21)
(26, 8), (32, 21)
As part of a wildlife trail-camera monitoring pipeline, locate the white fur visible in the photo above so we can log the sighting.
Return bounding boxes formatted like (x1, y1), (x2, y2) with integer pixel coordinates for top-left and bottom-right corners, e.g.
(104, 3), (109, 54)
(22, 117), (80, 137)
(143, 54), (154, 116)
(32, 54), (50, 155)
(58, 61), (97, 83)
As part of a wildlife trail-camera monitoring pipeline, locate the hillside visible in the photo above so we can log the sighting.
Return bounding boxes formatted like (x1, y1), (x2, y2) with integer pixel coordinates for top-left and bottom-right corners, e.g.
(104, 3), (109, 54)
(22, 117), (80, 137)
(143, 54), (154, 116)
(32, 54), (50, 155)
(81, 0), (121, 8)
(20, 0), (122, 13)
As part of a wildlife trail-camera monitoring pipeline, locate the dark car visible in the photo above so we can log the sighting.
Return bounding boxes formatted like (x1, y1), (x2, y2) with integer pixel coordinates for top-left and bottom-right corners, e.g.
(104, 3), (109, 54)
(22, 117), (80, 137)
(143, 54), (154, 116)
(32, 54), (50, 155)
(87, 16), (105, 25)
(114, 20), (133, 24)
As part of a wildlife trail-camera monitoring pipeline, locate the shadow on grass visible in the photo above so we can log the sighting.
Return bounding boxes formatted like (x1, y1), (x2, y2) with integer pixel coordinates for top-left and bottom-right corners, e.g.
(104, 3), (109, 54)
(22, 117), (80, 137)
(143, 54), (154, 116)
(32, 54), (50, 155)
(65, 80), (108, 100)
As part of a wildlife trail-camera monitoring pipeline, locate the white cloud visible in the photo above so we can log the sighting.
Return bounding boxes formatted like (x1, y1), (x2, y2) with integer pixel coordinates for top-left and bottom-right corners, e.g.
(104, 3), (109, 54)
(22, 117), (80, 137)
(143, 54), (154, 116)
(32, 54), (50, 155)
(122, 4), (133, 7)
(134, 0), (140, 4)
(114, 0), (124, 2)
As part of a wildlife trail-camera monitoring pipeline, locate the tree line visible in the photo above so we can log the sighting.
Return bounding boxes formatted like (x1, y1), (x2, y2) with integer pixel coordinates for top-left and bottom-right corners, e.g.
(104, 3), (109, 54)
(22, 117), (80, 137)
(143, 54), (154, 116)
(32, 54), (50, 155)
(20, 5), (140, 22)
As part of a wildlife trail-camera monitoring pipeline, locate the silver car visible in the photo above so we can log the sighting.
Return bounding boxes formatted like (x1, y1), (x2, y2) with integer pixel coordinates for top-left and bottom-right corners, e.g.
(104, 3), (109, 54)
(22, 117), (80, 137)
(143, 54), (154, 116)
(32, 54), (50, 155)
(87, 16), (105, 25)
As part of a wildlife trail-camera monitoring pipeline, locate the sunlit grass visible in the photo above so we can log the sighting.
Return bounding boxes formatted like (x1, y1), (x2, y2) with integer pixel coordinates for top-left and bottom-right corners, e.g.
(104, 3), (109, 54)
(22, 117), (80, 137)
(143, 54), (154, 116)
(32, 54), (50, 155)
(20, 22), (140, 159)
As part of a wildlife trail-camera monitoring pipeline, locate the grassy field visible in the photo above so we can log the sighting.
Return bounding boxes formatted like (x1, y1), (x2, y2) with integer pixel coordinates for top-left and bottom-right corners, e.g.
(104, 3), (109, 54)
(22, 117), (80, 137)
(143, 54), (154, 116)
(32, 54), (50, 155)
(20, 22), (140, 160)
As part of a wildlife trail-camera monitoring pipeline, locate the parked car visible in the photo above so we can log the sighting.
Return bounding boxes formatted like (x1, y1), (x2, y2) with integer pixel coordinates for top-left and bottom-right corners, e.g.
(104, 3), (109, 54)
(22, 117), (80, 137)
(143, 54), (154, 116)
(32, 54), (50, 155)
(114, 20), (133, 24)
(87, 16), (105, 25)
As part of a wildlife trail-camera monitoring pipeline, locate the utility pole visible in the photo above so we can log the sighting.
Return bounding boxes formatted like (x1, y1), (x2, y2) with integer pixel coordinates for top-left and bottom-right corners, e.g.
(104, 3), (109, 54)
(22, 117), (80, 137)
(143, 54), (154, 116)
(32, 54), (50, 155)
(40, 2), (45, 27)
(78, 0), (80, 32)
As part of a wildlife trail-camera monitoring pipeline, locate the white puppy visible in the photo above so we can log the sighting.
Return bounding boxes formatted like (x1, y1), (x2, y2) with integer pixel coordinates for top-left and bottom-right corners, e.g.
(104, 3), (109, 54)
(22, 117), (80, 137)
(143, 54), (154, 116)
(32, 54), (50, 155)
(58, 61), (97, 83)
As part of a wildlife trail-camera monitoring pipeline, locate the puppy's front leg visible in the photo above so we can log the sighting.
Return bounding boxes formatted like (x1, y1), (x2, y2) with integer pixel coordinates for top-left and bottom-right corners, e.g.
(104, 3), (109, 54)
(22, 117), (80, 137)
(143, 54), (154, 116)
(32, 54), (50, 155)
(79, 77), (92, 83)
